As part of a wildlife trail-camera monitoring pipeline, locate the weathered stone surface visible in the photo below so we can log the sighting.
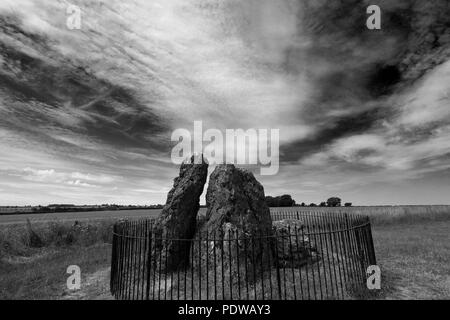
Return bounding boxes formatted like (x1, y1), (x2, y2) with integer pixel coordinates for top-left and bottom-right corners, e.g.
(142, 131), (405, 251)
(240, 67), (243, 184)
(272, 219), (320, 267)
(201, 164), (272, 235)
(195, 164), (273, 282)
(153, 154), (208, 271)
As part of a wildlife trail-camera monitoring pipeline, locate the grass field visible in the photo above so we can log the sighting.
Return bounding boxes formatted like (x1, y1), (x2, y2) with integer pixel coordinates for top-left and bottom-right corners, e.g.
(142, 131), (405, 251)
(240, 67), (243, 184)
(0, 206), (449, 299)
(269, 205), (450, 226)
(0, 220), (114, 299)
(2, 205), (449, 226)
(372, 220), (450, 299)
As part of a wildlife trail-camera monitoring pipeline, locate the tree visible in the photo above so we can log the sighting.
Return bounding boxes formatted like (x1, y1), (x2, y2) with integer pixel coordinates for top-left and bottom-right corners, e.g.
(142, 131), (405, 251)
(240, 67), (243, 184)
(326, 197), (341, 207)
(309, 203), (317, 207)
(320, 202), (326, 207)
(279, 194), (295, 207)
(344, 202), (352, 207)
(301, 202), (306, 207)
(265, 196), (276, 207)
(265, 195), (296, 207)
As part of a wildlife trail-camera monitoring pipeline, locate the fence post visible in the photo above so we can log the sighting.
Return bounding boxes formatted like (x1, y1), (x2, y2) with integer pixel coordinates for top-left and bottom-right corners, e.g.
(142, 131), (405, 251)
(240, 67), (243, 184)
(145, 222), (152, 300)
(110, 224), (116, 294)
(354, 226), (366, 281)
(273, 229), (283, 300)
(367, 220), (377, 265)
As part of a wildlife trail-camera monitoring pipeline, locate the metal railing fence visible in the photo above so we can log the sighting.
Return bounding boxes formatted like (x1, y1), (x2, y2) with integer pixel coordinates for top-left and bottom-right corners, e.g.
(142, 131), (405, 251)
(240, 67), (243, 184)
(110, 211), (376, 300)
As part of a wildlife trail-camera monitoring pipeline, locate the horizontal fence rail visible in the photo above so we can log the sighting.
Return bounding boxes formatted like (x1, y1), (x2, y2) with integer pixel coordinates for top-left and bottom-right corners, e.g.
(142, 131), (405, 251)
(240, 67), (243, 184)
(110, 212), (377, 300)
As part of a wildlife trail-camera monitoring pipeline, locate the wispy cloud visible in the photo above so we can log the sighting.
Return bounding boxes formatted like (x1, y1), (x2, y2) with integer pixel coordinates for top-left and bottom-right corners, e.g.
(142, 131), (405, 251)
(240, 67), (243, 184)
(0, 0), (449, 205)
(19, 167), (115, 187)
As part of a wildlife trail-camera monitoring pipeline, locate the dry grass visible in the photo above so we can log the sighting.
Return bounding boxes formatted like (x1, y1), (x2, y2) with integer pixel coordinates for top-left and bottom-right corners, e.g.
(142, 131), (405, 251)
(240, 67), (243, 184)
(372, 220), (450, 299)
(0, 220), (114, 299)
(270, 205), (450, 226)
(1, 206), (450, 300)
(0, 219), (114, 259)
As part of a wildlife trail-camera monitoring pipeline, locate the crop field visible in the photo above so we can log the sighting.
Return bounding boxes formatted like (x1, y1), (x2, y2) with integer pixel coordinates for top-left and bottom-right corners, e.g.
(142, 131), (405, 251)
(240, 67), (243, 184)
(0, 205), (449, 299)
(1, 205), (449, 226)
(0, 209), (163, 225)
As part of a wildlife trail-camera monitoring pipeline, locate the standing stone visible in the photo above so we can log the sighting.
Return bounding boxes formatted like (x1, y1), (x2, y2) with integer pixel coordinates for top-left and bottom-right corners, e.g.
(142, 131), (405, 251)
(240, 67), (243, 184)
(196, 164), (273, 288)
(202, 164), (272, 234)
(153, 154), (208, 271)
(272, 219), (320, 267)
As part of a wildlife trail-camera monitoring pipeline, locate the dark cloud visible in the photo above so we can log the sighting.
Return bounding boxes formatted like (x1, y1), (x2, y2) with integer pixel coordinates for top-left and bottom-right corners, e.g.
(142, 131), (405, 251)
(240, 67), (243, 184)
(0, 15), (170, 153)
(281, 106), (389, 162)
(275, 0), (450, 164)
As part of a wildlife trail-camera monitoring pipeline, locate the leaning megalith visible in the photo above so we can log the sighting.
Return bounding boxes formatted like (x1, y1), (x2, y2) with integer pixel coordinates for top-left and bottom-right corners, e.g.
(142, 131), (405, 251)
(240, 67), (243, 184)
(153, 154), (208, 271)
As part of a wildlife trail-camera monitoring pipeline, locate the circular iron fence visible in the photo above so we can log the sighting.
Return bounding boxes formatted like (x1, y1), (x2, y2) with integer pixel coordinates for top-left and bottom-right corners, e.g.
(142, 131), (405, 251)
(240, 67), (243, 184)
(110, 211), (376, 300)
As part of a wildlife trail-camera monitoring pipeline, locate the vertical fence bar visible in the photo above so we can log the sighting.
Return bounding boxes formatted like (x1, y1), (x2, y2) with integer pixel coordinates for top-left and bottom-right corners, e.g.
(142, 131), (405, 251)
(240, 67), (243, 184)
(330, 214), (343, 298)
(220, 232), (225, 299)
(110, 224), (117, 294)
(213, 230), (217, 300)
(317, 216), (328, 299)
(235, 229), (241, 300)
(145, 221), (152, 300)
(300, 224), (311, 299)
(294, 225), (304, 299)
(281, 228), (288, 300)
(251, 231), (257, 300)
(350, 216), (365, 287)
(244, 233), (249, 300)
(345, 214), (359, 289)
(266, 228), (273, 300)
(328, 218), (339, 298)
(259, 230), (265, 300)
(354, 226), (365, 282)
(163, 229), (168, 300)
(273, 227), (282, 300)
(312, 213), (323, 300)
(138, 221), (143, 299)
(131, 221), (137, 300)
(126, 221), (132, 300)
(199, 232), (202, 300)
(228, 229), (233, 300)
(177, 229), (181, 300)
(306, 224), (317, 299)
(287, 225), (296, 300)
(367, 220), (377, 265)
(206, 231), (210, 300)
(338, 215), (351, 298)
(119, 223), (126, 299)
(191, 234), (195, 300)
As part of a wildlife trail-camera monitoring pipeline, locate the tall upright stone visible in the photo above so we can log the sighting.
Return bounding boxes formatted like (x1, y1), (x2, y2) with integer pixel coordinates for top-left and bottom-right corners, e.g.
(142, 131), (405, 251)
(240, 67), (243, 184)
(196, 164), (273, 287)
(153, 154), (208, 271)
(202, 164), (272, 234)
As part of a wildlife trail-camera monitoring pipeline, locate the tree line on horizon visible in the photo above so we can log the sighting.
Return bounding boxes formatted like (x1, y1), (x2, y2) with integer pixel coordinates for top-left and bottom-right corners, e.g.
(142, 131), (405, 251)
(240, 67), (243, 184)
(265, 195), (352, 208)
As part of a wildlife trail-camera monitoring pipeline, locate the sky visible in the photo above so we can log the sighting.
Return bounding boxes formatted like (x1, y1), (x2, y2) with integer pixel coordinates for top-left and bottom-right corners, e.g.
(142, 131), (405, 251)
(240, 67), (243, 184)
(0, 0), (449, 206)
